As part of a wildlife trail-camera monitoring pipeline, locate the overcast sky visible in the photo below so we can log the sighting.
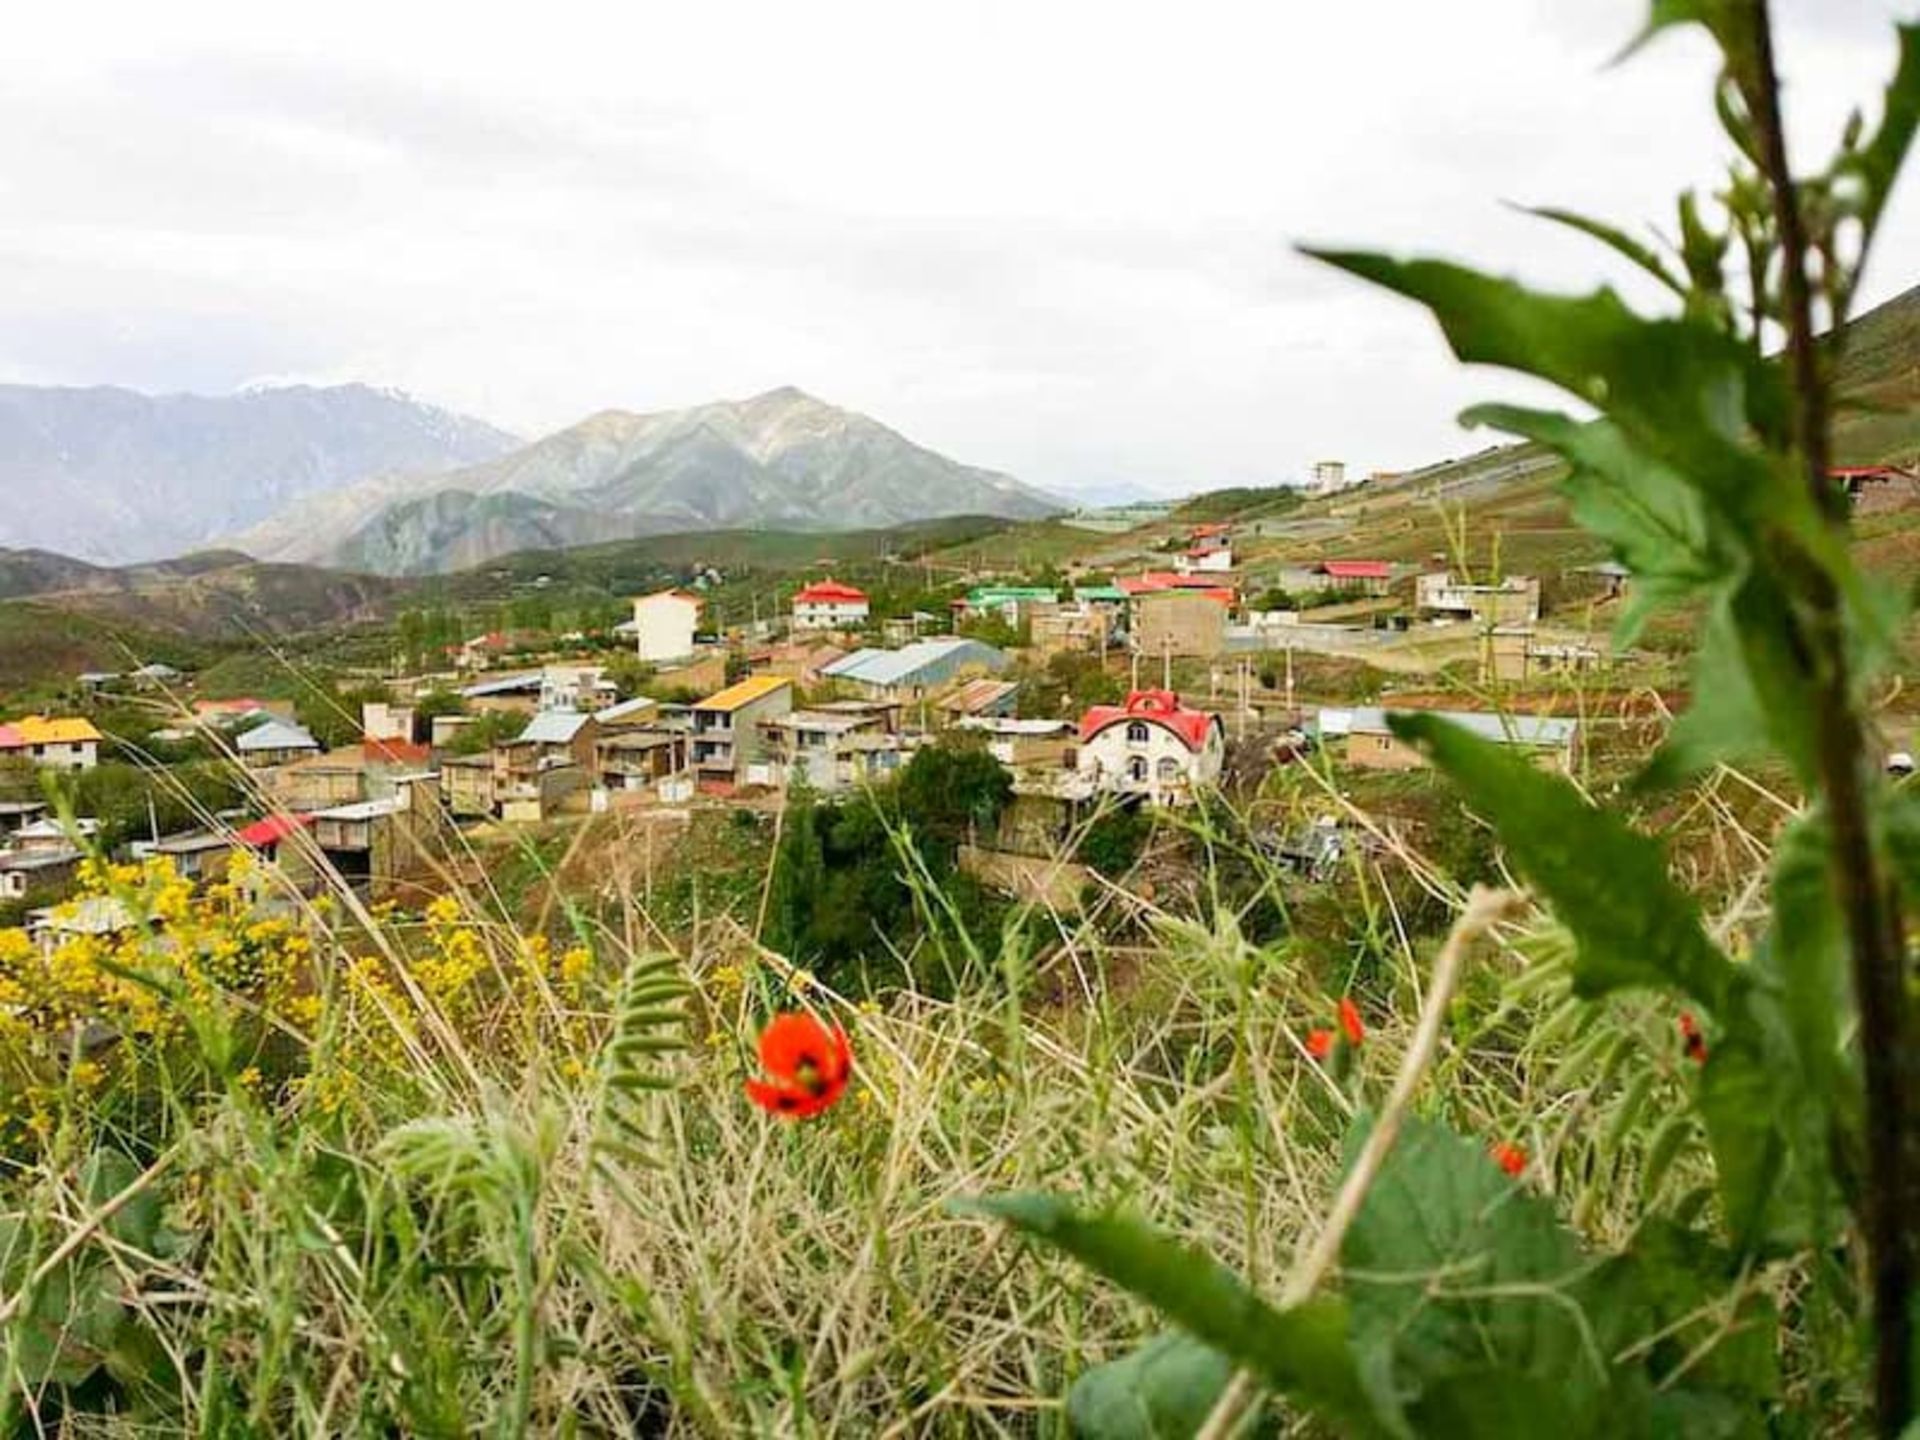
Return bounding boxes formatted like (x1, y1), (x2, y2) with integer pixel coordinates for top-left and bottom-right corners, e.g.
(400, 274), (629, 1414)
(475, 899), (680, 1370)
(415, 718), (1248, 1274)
(1, 1), (1912, 499)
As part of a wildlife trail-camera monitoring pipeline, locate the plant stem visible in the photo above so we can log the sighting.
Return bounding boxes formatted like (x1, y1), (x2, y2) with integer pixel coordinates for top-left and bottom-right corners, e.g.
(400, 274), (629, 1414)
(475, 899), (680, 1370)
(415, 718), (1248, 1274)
(1744, 3), (1915, 1430)
(1194, 886), (1524, 1439)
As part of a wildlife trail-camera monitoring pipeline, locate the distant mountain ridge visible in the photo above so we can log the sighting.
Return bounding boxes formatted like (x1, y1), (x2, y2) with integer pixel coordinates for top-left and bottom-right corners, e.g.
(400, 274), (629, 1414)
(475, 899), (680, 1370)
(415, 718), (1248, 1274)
(0, 382), (519, 564)
(232, 386), (1064, 575)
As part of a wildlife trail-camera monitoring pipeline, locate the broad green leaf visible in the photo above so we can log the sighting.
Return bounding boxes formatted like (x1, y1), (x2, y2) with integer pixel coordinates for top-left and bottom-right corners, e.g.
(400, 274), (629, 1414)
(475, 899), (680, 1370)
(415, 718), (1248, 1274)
(1842, 24), (1920, 237)
(1648, 576), (1819, 785)
(80, 1149), (163, 1253)
(1342, 1117), (1656, 1436)
(1887, 788), (1920, 908)
(1618, 1221), (1781, 1404)
(959, 1194), (1389, 1435)
(1461, 405), (1737, 645)
(1522, 206), (1685, 298)
(1625, 1), (1759, 73)
(1386, 712), (1741, 1010)
(1694, 1037), (1803, 1253)
(1066, 1331), (1236, 1440)
(1764, 815), (1854, 1135)
(1300, 252), (1809, 546)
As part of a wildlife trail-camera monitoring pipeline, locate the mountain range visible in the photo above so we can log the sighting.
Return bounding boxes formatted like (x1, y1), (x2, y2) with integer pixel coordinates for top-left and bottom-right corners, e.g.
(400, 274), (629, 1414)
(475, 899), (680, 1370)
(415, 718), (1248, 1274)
(0, 383), (519, 564)
(229, 386), (1063, 574)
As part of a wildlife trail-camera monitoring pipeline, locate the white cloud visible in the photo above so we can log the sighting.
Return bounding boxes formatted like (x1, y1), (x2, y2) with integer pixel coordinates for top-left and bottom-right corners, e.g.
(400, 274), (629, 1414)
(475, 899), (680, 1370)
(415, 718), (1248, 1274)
(0, 0), (1911, 496)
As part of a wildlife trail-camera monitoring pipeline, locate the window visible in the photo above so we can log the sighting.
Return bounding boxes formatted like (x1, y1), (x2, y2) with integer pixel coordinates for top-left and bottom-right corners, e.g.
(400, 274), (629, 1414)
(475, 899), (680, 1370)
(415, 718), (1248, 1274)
(1157, 757), (1182, 782)
(1128, 756), (1149, 783)
(1126, 721), (1150, 744)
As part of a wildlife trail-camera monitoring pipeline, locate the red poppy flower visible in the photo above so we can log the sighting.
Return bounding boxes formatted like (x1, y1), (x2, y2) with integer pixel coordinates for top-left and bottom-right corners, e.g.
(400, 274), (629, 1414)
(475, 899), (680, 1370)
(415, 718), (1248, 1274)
(1678, 1012), (1707, 1065)
(1338, 997), (1365, 1048)
(1305, 1028), (1335, 1060)
(1491, 1141), (1527, 1177)
(745, 1012), (853, 1119)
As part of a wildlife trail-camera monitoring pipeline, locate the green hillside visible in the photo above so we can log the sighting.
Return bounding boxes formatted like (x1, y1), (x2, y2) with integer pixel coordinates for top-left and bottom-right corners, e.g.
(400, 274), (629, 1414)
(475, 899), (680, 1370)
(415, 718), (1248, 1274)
(1832, 282), (1920, 463)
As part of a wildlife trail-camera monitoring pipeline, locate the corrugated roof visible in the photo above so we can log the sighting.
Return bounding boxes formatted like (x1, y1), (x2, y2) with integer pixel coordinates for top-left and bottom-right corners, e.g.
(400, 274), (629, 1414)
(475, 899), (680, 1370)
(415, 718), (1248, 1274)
(237, 813), (312, 847)
(312, 799), (401, 822)
(0, 715), (104, 747)
(940, 678), (1018, 714)
(820, 638), (1006, 688)
(964, 586), (1058, 605)
(596, 695), (660, 725)
(235, 720), (319, 753)
(695, 675), (794, 713)
(513, 710), (593, 745)
(1324, 707), (1578, 746)
(461, 672), (543, 698)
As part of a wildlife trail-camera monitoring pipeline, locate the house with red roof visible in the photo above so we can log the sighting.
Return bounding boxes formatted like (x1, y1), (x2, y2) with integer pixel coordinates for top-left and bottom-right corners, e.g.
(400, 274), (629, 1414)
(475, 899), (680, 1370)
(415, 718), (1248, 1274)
(1833, 465), (1919, 515)
(792, 579), (870, 632)
(1177, 522), (1234, 574)
(1075, 690), (1226, 805)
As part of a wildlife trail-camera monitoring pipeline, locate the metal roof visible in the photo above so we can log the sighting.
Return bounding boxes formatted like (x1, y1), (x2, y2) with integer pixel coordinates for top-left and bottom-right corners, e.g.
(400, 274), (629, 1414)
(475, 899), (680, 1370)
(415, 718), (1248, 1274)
(767, 710), (876, 735)
(513, 710), (593, 745)
(695, 675), (794, 712)
(460, 672), (543, 698)
(1321, 707), (1578, 747)
(820, 637), (1006, 688)
(234, 720), (319, 753)
(312, 798), (402, 822)
(595, 695), (659, 725)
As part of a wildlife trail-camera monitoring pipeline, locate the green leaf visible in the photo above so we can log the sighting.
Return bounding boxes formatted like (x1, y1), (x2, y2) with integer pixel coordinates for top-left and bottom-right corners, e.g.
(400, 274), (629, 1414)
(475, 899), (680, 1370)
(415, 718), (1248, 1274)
(1066, 1332), (1237, 1440)
(1693, 1036), (1809, 1253)
(1618, 1222), (1781, 1405)
(1385, 712), (1740, 1010)
(1300, 252), (1809, 544)
(1764, 815), (1854, 1132)
(1521, 206), (1685, 298)
(1841, 24), (1920, 237)
(1342, 1117), (1655, 1436)
(1460, 406), (1737, 646)
(958, 1194), (1389, 1435)
(1647, 575), (1819, 785)
(80, 1149), (163, 1254)
(1624, 1), (1758, 72)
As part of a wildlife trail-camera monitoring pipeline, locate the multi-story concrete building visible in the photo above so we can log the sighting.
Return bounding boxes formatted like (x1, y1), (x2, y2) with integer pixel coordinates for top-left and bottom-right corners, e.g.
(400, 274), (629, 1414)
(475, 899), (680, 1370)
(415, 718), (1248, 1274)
(689, 676), (794, 785)
(1416, 571), (1541, 626)
(627, 590), (703, 663)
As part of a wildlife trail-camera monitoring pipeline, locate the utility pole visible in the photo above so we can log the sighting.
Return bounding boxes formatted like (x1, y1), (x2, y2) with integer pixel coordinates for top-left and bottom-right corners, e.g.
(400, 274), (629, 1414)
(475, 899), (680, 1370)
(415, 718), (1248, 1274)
(1161, 637), (1171, 692)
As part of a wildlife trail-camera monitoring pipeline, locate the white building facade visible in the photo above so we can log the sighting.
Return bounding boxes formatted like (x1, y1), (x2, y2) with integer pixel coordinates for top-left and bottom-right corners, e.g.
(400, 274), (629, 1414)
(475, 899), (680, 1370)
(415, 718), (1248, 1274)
(1075, 691), (1226, 806)
(629, 591), (702, 663)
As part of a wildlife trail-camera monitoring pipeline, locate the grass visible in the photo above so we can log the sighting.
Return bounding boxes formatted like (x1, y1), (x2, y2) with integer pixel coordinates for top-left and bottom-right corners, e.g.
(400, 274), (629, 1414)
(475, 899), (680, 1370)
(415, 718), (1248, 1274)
(0, 723), (1823, 1432)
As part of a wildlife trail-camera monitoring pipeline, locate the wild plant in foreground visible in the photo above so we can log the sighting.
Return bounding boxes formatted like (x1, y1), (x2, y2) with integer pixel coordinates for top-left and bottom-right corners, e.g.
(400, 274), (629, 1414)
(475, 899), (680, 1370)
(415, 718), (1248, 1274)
(967, 4), (1920, 1436)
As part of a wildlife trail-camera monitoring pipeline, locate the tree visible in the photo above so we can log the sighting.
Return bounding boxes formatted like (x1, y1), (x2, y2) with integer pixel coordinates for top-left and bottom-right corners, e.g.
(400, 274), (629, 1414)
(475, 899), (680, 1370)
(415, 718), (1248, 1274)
(894, 738), (1012, 855)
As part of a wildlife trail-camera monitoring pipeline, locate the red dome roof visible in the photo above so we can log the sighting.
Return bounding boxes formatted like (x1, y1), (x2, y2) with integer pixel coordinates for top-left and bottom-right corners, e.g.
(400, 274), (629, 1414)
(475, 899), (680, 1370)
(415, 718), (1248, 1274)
(1078, 689), (1220, 751)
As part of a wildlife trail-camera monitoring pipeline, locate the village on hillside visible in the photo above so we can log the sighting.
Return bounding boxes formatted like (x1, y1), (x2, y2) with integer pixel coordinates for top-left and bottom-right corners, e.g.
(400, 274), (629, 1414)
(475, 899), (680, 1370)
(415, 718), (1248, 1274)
(6, 458), (1917, 935)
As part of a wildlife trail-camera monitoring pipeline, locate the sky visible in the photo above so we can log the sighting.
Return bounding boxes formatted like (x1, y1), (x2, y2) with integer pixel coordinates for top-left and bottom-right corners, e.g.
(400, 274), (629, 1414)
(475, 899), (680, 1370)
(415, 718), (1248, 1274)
(0, 1), (1912, 500)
